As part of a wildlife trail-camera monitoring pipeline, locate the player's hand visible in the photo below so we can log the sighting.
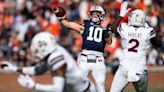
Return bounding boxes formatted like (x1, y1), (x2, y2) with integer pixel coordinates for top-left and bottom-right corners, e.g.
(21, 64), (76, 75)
(17, 75), (35, 89)
(0, 61), (18, 73)
(120, 1), (131, 17)
(53, 6), (67, 21)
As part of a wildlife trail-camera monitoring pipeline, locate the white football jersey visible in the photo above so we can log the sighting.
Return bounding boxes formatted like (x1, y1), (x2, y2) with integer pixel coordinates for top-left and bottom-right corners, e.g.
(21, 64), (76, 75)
(47, 45), (90, 92)
(117, 23), (156, 74)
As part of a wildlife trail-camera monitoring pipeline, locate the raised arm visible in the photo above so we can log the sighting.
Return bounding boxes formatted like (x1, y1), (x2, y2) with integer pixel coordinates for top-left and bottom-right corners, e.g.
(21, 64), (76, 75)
(53, 7), (84, 34)
(111, 1), (130, 32)
(61, 20), (84, 34)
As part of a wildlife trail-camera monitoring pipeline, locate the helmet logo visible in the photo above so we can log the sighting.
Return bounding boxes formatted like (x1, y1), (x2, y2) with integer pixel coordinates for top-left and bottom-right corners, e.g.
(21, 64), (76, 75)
(38, 41), (47, 47)
(128, 9), (146, 27)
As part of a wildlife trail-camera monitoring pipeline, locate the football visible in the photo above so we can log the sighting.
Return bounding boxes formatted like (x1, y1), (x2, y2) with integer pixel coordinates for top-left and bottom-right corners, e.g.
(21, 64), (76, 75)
(54, 6), (66, 17)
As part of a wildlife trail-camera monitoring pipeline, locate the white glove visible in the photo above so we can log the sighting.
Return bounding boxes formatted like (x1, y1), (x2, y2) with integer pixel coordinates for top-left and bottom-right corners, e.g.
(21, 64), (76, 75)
(119, 1), (131, 17)
(17, 75), (35, 89)
(0, 61), (18, 73)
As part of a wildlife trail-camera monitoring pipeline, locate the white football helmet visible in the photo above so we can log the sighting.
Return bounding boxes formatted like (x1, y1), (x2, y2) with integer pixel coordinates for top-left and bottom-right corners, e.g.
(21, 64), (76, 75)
(89, 5), (105, 22)
(30, 32), (57, 60)
(128, 9), (146, 27)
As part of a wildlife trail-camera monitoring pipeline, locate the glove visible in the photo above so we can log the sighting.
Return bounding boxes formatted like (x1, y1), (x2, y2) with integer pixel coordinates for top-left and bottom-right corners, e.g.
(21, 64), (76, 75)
(119, 1), (131, 17)
(0, 61), (18, 73)
(17, 75), (35, 89)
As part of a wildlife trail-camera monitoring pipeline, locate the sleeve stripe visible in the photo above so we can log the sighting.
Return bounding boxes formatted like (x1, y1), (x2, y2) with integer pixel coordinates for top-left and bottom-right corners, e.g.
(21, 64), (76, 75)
(49, 55), (64, 65)
(150, 32), (156, 36)
(150, 29), (156, 36)
(50, 59), (64, 67)
(50, 60), (66, 71)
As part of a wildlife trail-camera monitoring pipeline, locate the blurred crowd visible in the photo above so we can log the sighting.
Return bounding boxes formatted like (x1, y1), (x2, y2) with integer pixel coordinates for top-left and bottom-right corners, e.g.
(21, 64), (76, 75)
(0, 0), (163, 68)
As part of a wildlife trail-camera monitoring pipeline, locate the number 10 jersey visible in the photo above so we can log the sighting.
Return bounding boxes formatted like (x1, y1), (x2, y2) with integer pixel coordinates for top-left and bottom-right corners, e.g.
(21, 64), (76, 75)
(82, 20), (110, 52)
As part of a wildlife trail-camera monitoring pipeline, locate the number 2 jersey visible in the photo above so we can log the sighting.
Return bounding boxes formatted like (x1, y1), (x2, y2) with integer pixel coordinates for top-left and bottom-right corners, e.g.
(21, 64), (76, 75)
(117, 23), (156, 74)
(82, 20), (111, 52)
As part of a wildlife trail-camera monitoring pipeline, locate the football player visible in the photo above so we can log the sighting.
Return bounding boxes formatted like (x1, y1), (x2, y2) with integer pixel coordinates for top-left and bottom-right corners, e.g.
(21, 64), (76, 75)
(0, 32), (97, 92)
(110, 8), (162, 92)
(53, 2), (129, 92)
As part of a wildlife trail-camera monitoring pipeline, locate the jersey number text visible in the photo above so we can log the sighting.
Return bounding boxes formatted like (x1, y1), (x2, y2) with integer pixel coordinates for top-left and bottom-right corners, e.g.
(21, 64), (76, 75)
(87, 26), (102, 42)
(128, 39), (139, 52)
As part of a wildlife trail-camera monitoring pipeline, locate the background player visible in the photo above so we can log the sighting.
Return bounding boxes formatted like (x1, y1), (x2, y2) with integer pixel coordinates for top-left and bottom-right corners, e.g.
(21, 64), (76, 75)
(110, 5), (162, 92)
(53, 2), (129, 92)
(0, 32), (97, 92)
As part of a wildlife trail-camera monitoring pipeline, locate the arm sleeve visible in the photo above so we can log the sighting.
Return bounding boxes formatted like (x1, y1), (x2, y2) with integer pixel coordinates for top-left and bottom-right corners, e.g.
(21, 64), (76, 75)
(22, 61), (48, 75)
(34, 61), (48, 75)
(35, 76), (65, 92)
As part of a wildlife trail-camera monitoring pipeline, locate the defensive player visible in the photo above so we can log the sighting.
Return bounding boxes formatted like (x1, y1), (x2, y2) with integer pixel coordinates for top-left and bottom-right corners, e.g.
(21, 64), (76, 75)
(0, 32), (97, 92)
(53, 2), (129, 92)
(110, 9), (162, 92)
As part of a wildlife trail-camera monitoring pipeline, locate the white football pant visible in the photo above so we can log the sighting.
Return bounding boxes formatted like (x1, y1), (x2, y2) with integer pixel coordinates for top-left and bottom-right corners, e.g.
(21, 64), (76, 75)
(78, 50), (106, 92)
(110, 65), (147, 92)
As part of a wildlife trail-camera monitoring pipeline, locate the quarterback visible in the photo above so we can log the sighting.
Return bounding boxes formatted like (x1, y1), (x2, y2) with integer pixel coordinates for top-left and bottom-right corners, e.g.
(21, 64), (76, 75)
(53, 2), (129, 92)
